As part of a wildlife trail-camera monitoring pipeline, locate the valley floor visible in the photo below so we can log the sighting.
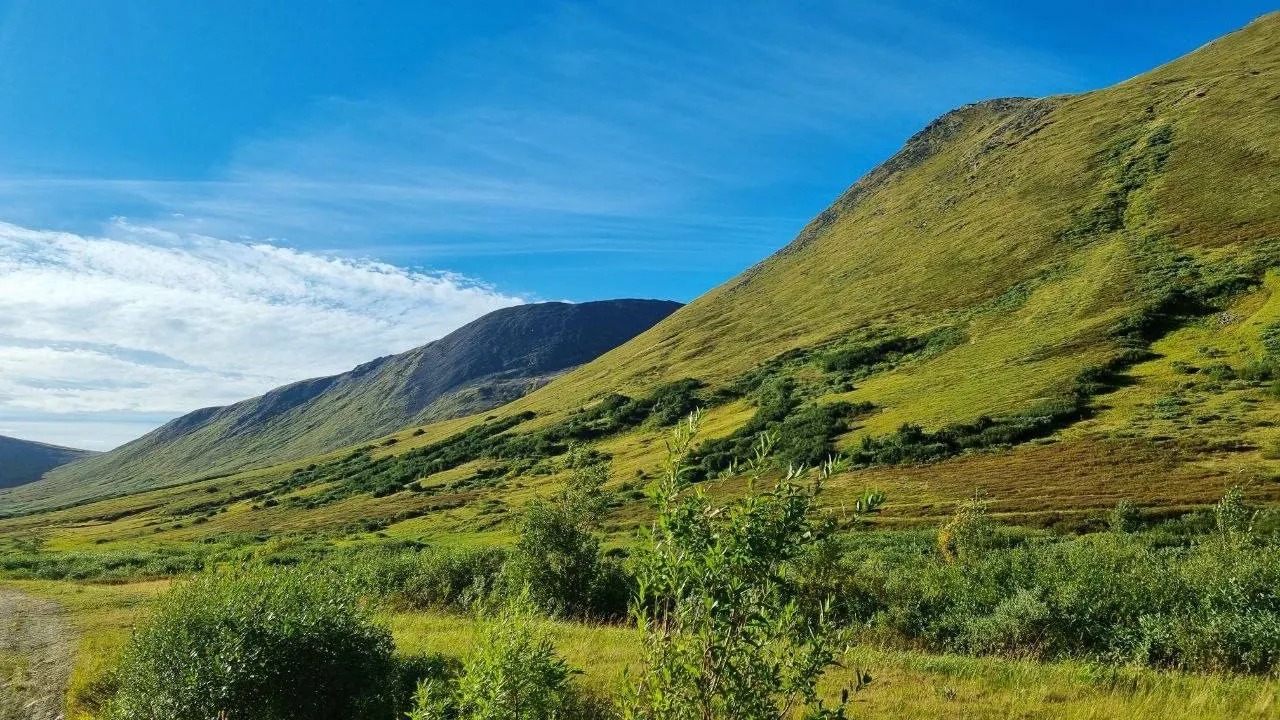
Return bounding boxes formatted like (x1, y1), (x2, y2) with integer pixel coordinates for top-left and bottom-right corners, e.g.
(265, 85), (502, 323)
(6, 579), (1277, 720)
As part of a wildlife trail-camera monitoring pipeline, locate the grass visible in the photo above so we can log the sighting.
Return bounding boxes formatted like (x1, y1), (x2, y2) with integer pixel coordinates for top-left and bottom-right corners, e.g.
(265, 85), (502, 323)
(0, 302), (680, 514)
(406, 623), (1280, 719)
(829, 647), (1280, 720)
(1, 579), (169, 719)
(10, 578), (1276, 720)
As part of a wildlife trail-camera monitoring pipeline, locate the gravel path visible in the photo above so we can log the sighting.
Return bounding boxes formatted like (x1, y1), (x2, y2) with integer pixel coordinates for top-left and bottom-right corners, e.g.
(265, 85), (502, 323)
(0, 589), (73, 720)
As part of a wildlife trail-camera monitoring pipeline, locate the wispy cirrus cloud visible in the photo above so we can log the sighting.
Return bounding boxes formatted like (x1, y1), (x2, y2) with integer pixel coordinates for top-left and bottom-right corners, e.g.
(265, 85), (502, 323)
(0, 1), (1081, 265)
(0, 221), (522, 448)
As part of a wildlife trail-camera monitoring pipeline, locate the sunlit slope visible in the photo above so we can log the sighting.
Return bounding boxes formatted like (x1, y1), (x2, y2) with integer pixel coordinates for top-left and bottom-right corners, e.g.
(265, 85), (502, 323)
(484, 12), (1280, 430)
(12, 269), (1280, 546)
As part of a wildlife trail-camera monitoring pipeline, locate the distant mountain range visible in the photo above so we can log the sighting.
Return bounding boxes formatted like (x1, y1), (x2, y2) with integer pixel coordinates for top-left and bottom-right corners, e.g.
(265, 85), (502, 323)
(8, 299), (678, 506)
(0, 435), (96, 489)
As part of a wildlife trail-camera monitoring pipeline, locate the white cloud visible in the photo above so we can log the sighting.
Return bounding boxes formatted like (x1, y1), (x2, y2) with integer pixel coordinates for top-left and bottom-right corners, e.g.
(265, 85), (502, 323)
(0, 221), (522, 447)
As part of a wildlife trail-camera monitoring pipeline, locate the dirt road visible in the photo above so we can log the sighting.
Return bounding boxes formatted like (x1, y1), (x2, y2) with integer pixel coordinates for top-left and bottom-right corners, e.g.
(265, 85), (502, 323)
(0, 589), (72, 720)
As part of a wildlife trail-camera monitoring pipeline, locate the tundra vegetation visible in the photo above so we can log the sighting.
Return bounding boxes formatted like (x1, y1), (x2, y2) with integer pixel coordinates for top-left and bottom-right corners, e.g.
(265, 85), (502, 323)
(26, 415), (1280, 720)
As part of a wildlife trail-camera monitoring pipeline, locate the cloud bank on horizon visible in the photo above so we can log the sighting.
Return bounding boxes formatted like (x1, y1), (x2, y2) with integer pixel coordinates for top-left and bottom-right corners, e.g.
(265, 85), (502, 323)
(0, 221), (522, 449)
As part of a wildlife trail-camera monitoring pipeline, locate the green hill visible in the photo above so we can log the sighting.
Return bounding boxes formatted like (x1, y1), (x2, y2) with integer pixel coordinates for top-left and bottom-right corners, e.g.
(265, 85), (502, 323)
(2, 13), (1277, 537)
(0, 299), (679, 511)
(524, 13), (1278, 430)
(0, 435), (95, 489)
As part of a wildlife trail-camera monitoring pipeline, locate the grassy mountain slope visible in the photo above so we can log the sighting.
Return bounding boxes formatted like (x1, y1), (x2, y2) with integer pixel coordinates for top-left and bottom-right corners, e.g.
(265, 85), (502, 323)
(1, 300), (679, 511)
(522, 15), (1278, 427)
(1, 14), (1277, 539)
(0, 436), (95, 489)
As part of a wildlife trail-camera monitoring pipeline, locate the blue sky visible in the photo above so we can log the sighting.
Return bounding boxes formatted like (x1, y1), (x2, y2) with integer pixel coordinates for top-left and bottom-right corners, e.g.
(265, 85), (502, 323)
(0, 0), (1271, 448)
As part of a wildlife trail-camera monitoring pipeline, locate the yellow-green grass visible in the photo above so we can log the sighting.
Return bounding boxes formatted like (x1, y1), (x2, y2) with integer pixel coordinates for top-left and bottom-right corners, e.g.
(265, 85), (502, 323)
(8, 263), (1280, 550)
(438, 11), (1280, 438)
(10, 579), (1278, 720)
(3, 19), (1279, 719)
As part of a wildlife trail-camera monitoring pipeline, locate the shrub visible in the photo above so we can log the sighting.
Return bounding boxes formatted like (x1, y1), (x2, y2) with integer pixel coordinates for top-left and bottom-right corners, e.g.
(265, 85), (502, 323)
(642, 378), (705, 427)
(621, 415), (856, 720)
(822, 334), (920, 373)
(850, 397), (1086, 468)
(407, 593), (586, 720)
(506, 463), (628, 618)
(1200, 362), (1237, 381)
(854, 488), (887, 514)
(833, 487), (1280, 673)
(772, 402), (864, 469)
(963, 588), (1051, 656)
(1152, 394), (1185, 419)
(0, 546), (208, 582)
(1238, 358), (1278, 381)
(937, 497), (997, 563)
(105, 566), (398, 720)
(1214, 485), (1256, 547)
(690, 377), (871, 480)
(350, 545), (508, 611)
(1110, 500), (1141, 533)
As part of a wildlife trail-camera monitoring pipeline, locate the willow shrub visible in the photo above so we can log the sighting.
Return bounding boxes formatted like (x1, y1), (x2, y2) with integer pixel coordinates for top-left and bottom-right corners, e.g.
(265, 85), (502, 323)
(838, 489), (1280, 673)
(407, 592), (604, 720)
(621, 416), (859, 720)
(106, 566), (400, 720)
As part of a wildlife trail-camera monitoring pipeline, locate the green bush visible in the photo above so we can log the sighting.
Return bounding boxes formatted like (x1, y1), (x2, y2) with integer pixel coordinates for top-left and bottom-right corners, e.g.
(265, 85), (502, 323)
(0, 545), (208, 581)
(937, 498), (998, 563)
(347, 544), (508, 611)
(851, 396), (1086, 467)
(280, 380), (709, 509)
(407, 593), (591, 720)
(1238, 358), (1278, 381)
(1200, 361), (1237, 381)
(1214, 485), (1256, 544)
(621, 416), (857, 720)
(819, 488), (1280, 673)
(690, 374), (871, 479)
(506, 463), (630, 618)
(105, 567), (399, 720)
(1110, 499), (1142, 533)
(822, 334), (921, 373)
(963, 588), (1051, 656)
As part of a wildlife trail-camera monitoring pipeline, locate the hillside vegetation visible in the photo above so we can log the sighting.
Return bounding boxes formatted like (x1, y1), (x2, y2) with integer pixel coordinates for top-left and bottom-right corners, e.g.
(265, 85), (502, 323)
(0, 300), (678, 511)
